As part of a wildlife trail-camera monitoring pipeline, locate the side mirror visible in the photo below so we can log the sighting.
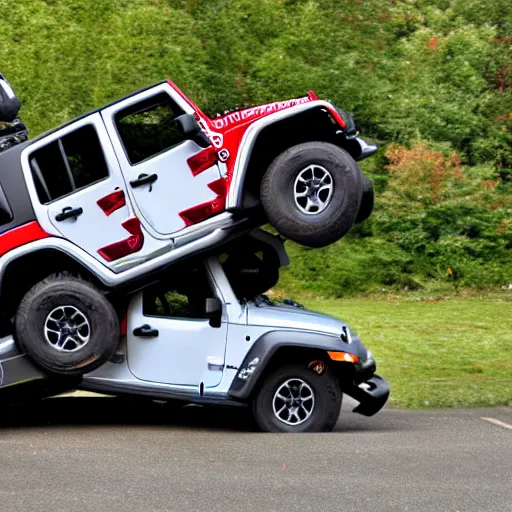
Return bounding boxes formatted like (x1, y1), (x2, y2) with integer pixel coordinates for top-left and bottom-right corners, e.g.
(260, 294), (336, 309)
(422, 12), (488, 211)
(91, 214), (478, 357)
(205, 297), (222, 328)
(175, 113), (211, 148)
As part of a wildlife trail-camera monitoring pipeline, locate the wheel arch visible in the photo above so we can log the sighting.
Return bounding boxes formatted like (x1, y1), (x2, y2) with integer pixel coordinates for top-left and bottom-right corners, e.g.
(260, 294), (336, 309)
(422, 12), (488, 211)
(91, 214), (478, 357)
(0, 247), (108, 336)
(226, 106), (362, 211)
(227, 330), (364, 401)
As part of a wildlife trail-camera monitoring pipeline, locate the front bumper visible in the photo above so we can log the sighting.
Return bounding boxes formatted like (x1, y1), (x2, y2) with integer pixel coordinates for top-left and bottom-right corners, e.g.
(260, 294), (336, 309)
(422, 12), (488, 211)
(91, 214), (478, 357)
(343, 136), (378, 161)
(329, 346), (389, 416)
(343, 374), (390, 417)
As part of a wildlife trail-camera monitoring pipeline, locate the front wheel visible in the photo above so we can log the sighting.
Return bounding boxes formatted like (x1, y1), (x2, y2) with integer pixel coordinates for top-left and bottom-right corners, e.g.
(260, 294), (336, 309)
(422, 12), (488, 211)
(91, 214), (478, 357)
(252, 363), (342, 433)
(260, 142), (364, 248)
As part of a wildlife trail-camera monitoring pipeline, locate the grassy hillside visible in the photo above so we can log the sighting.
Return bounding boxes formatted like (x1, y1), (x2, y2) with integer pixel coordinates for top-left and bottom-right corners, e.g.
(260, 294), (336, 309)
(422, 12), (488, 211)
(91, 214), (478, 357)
(1, 0), (510, 295)
(309, 293), (512, 408)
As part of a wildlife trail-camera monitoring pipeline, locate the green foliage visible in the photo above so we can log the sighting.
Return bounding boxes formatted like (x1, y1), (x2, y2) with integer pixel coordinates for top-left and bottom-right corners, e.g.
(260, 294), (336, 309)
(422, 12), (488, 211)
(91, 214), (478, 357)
(0, 0), (510, 295)
(309, 294), (512, 408)
(278, 238), (419, 297)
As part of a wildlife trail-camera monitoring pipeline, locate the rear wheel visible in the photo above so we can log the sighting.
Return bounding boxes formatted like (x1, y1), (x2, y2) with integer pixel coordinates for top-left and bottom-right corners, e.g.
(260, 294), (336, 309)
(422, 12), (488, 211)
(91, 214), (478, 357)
(15, 273), (119, 376)
(252, 363), (342, 433)
(260, 142), (363, 248)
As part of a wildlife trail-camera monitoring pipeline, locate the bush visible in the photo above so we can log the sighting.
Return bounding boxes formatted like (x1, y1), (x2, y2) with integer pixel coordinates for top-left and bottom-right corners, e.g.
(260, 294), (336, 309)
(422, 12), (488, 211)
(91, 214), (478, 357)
(0, 0), (510, 296)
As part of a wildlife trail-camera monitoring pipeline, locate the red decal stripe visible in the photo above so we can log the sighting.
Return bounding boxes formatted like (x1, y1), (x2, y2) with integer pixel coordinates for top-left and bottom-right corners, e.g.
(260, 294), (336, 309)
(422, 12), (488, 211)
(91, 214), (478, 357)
(179, 177), (228, 227)
(179, 196), (226, 227)
(97, 217), (144, 262)
(0, 221), (50, 257)
(207, 177), (227, 197)
(187, 147), (218, 176)
(120, 315), (128, 337)
(97, 190), (126, 216)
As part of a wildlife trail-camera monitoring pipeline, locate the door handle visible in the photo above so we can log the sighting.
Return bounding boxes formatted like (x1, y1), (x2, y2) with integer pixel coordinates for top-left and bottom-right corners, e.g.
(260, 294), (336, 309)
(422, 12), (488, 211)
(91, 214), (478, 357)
(55, 206), (83, 222)
(130, 173), (158, 190)
(133, 324), (159, 338)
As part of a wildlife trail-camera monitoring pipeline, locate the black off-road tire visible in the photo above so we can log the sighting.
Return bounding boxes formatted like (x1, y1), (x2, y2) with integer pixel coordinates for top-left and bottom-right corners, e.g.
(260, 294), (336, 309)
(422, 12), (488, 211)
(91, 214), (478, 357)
(15, 273), (119, 376)
(260, 142), (363, 248)
(355, 175), (374, 224)
(252, 363), (342, 433)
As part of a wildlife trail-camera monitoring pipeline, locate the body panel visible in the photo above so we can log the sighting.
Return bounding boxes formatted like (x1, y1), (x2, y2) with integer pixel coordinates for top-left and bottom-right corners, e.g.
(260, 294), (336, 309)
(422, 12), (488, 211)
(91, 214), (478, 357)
(0, 337), (47, 390)
(247, 302), (348, 336)
(19, 113), (158, 268)
(101, 82), (222, 237)
(126, 291), (228, 388)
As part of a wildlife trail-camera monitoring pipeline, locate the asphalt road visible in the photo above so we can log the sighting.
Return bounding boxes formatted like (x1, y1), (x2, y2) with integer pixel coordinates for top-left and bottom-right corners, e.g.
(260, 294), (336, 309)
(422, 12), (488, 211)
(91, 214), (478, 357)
(0, 396), (511, 512)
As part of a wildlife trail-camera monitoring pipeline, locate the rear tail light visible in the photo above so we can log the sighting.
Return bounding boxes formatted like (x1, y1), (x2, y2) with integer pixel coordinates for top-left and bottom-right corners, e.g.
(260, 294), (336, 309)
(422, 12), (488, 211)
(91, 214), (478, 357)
(119, 315), (127, 337)
(98, 217), (144, 262)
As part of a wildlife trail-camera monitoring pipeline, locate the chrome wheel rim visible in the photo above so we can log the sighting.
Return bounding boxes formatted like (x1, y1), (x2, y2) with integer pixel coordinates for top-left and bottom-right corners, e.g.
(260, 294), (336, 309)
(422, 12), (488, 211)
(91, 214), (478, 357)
(294, 164), (334, 215)
(272, 378), (315, 426)
(44, 305), (91, 353)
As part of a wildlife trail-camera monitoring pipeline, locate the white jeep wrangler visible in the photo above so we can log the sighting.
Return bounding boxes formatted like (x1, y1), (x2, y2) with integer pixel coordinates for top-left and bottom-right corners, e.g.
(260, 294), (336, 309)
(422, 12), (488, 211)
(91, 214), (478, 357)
(0, 75), (376, 376)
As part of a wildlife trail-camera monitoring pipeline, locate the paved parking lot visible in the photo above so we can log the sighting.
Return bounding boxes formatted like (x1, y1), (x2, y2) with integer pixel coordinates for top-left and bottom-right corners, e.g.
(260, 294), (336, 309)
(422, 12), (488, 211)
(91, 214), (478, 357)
(0, 396), (511, 512)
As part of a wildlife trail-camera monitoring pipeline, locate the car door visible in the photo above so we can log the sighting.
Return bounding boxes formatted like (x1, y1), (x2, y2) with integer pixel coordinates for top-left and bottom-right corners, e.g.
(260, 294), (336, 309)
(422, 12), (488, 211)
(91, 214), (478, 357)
(24, 114), (139, 267)
(126, 261), (227, 388)
(101, 83), (222, 237)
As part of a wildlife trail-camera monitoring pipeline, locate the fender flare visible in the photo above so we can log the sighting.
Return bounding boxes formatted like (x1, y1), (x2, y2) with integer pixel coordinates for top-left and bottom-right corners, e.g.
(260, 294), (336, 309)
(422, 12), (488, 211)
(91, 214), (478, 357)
(0, 238), (115, 289)
(226, 100), (345, 209)
(227, 329), (367, 401)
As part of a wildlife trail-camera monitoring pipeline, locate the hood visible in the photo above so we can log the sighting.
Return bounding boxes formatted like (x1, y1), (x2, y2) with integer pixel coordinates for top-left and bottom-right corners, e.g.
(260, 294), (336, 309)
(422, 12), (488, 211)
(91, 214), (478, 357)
(247, 302), (348, 337)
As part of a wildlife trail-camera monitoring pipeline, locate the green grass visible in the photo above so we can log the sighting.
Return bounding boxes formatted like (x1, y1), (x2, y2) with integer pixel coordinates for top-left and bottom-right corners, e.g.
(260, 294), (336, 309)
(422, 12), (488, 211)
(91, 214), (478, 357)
(304, 293), (512, 408)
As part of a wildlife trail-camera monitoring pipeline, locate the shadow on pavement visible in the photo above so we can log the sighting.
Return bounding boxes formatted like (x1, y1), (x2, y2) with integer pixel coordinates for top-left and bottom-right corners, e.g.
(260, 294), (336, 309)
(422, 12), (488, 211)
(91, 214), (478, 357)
(0, 396), (399, 433)
(0, 397), (258, 431)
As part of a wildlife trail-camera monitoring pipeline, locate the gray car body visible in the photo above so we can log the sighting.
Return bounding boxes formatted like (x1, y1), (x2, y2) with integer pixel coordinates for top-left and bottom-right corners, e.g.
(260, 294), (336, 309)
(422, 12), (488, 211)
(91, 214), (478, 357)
(0, 231), (388, 416)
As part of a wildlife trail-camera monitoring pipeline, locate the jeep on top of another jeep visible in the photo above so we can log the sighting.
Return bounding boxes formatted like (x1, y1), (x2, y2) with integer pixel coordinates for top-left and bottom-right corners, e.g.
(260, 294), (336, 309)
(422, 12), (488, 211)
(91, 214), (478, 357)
(0, 75), (376, 376)
(0, 229), (389, 433)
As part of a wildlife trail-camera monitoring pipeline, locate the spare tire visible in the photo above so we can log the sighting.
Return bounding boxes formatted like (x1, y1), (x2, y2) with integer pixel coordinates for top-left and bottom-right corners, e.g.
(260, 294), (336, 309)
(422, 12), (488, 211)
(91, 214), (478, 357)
(260, 142), (363, 248)
(15, 273), (119, 376)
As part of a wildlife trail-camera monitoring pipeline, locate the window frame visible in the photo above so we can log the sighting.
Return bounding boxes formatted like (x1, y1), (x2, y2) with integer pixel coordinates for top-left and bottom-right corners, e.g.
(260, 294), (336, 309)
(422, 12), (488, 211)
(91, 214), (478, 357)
(113, 92), (187, 167)
(142, 262), (216, 321)
(29, 122), (110, 205)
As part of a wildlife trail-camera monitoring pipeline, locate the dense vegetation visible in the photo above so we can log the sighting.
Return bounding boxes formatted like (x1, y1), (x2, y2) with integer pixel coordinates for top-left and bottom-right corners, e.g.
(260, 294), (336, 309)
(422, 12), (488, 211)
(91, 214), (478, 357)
(1, 0), (510, 296)
(310, 294), (512, 408)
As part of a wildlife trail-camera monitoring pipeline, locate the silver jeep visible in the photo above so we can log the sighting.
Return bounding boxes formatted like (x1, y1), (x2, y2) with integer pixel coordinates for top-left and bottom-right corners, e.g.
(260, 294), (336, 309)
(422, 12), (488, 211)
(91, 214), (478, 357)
(0, 230), (389, 433)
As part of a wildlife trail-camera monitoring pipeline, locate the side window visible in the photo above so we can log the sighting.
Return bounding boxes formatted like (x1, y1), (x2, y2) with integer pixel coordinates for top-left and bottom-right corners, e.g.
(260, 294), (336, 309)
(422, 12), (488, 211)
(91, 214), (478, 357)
(143, 263), (213, 319)
(115, 92), (185, 165)
(29, 124), (109, 204)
